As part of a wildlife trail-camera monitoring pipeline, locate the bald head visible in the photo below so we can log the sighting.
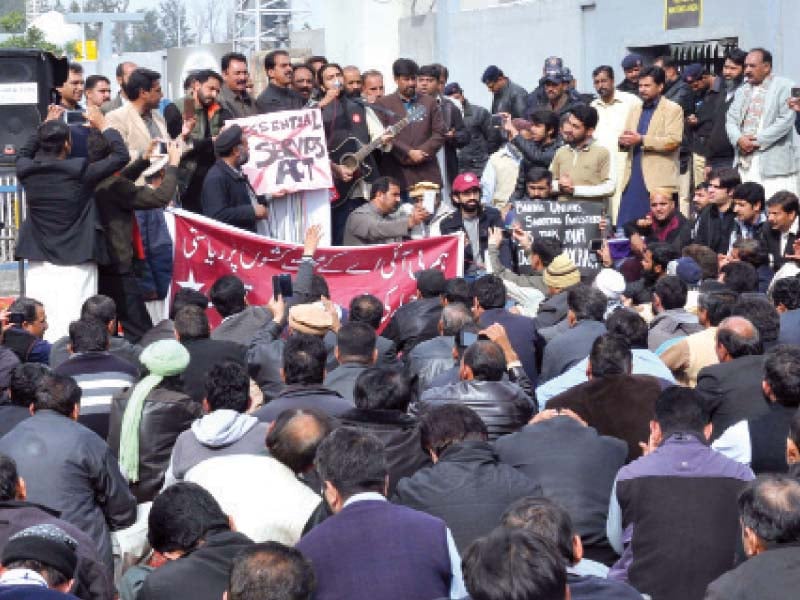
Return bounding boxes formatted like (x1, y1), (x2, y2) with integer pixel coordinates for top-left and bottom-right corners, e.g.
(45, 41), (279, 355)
(266, 409), (333, 473)
(739, 474), (800, 553)
(716, 316), (762, 361)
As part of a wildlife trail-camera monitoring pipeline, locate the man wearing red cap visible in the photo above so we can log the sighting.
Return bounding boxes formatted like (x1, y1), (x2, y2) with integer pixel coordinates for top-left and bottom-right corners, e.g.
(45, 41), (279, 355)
(440, 172), (512, 276)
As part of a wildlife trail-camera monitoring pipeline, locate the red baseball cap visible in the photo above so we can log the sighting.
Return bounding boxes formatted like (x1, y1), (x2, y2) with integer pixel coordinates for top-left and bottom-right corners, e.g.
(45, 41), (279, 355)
(452, 172), (480, 193)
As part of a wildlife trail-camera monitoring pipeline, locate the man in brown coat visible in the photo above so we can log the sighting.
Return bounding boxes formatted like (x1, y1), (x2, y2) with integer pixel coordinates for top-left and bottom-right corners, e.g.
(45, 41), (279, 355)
(374, 58), (446, 193)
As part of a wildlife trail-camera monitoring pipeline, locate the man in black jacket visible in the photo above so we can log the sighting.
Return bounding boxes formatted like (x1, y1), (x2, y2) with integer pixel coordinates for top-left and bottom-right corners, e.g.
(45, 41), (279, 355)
(393, 403), (541, 552)
(15, 108), (129, 343)
(0, 454), (113, 600)
(255, 50), (304, 114)
(703, 48), (747, 171)
(200, 125), (268, 233)
(0, 374), (136, 573)
(439, 173), (512, 276)
(340, 366), (431, 496)
(137, 483), (253, 600)
(444, 82), (491, 175)
(693, 167), (741, 254)
(323, 322), (376, 404)
(481, 65), (527, 153)
(705, 474), (800, 599)
(761, 190), (799, 270)
(381, 268), (445, 356)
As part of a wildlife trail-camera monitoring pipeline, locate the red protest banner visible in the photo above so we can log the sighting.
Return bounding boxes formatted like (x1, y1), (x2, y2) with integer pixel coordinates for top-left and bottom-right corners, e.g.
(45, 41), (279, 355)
(228, 109), (333, 196)
(170, 209), (464, 329)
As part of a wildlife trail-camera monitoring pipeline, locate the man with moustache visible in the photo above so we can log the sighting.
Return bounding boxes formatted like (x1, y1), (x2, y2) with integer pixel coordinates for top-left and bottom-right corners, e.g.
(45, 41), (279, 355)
(291, 64), (315, 105)
(703, 48), (746, 171)
(362, 70), (385, 103)
(256, 49), (304, 114)
(374, 58), (446, 193)
(84, 75), (112, 110)
(440, 172), (510, 277)
(219, 52), (257, 118)
(342, 66), (363, 98)
(102, 61), (137, 114)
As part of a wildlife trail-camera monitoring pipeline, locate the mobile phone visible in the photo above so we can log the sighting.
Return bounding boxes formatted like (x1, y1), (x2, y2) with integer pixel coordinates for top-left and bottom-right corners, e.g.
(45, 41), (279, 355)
(183, 97), (195, 117)
(422, 190), (436, 214)
(490, 114), (504, 129)
(157, 140), (167, 154)
(590, 238), (604, 252)
(64, 110), (86, 125)
(272, 274), (293, 300)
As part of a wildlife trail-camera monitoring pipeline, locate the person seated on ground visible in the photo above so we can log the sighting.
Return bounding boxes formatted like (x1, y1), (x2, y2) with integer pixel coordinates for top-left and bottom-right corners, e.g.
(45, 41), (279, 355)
(787, 411), (800, 479)
(622, 188), (692, 255)
(443, 277), (473, 307)
(593, 268), (626, 317)
(0, 455), (113, 600)
(501, 497), (642, 597)
(659, 288), (738, 387)
(347, 294), (397, 364)
(49, 295), (141, 369)
(135, 483), (253, 600)
(381, 269), (445, 356)
(406, 302), (474, 394)
(536, 307), (675, 409)
(683, 242), (720, 285)
(535, 253), (582, 333)
(696, 316), (768, 441)
(0, 374), (136, 574)
(720, 260), (759, 294)
(323, 322), (377, 404)
(164, 362), (268, 486)
(295, 427), (466, 600)
(138, 288), (208, 348)
(488, 220), (563, 317)
(252, 332), (352, 423)
(108, 339), (203, 503)
(730, 238), (773, 293)
(647, 274), (702, 352)
(607, 387), (754, 600)
(705, 474), (800, 599)
(415, 327), (535, 440)
(173, 305), (247, 403)
(184, 408), (324, 545)
(473, 274), (540, 382)
(712, 345), (800, 474)
(225, 542), (316, 600)
(393, 403), (541, 552)
(461, 527), (568, 600)
(53, 318), (138, 439)
(540, 284), (608, 383)
(1, 297), (51, 365)
(208, 275), (273, 346)
(247, 294), (337, 402)
(0, 363), (48, 438)
(340, 367), (431, 496)
(547, 334), (665, 462)
(0, 523), (81, 599)
(693, 167), (741, 255)
(731, 294), (781, 352)
(774, 276), (800, 345)
(496, 409), (628, 568)
(622, 241), (679, 307)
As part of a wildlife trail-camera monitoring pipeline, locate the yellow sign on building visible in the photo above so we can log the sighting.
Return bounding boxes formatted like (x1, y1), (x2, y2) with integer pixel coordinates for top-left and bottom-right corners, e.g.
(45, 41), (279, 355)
(75, 40), (98, 61)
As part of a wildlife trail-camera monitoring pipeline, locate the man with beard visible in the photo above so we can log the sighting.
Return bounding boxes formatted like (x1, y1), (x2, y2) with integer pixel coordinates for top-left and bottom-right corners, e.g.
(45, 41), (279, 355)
(164, 69), (228, 213)
(549, 105), (613, 203)
(219, 52), (257, 118)
(618, 54), (644, 94)
(417, 64), (469, 191)
(444, 82), (491, 175)
(703, 48), (747, 172)
(317, 63), (385, 245)
(200, 125), (268, 233)
(342, 66), (363, 98)
(291, 63), (315, 105)
(440, 172), (511, 277)
(525, 67), (584, 121)
(374, 58), (446, 193)
(623, 241), (680, 306)
(256, 50), (304, 114)
(343, 176), (429, 245)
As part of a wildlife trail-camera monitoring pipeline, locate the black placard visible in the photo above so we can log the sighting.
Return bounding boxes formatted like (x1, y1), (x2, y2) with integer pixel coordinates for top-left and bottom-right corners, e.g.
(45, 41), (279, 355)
(664, 0), (702, 30)
(512, 200), (604, 272)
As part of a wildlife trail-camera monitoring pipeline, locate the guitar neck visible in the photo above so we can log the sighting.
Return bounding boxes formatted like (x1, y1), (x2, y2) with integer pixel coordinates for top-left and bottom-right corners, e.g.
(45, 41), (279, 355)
(352, 116), (410, 163)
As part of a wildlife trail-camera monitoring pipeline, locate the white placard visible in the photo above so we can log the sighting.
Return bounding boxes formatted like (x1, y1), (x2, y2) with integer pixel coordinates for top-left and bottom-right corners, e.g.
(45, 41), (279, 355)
(0, 82), (38, 105)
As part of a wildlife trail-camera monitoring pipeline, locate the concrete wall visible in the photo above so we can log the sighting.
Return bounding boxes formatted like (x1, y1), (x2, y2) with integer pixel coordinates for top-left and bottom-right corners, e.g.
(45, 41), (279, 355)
(396, 0), (797, 113)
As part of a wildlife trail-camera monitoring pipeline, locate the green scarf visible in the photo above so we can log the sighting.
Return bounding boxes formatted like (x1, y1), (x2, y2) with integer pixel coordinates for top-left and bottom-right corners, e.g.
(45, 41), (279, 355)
(119, 339), (190, 482)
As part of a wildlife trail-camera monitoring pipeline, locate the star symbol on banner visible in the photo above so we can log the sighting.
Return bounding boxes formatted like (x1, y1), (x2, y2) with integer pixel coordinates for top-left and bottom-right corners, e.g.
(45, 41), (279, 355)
(176, 270), (205, 292)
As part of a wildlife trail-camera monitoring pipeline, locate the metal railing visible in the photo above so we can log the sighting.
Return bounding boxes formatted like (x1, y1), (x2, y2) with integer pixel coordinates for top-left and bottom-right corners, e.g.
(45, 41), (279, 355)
(0, 168), (24, 263)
